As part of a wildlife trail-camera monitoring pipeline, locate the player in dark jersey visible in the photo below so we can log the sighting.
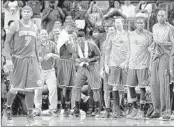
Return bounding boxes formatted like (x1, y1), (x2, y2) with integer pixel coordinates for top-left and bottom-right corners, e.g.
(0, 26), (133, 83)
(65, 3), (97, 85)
(4, 6), (41, 125)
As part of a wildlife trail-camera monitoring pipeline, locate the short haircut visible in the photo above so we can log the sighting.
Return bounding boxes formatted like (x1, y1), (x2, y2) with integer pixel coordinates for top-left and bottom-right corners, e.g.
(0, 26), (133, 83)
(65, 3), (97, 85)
(135, 16), (146, 23)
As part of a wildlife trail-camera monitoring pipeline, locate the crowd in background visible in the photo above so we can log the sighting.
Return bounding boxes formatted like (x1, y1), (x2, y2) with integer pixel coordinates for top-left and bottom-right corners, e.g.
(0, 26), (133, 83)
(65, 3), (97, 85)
(1, 0), (174, 120)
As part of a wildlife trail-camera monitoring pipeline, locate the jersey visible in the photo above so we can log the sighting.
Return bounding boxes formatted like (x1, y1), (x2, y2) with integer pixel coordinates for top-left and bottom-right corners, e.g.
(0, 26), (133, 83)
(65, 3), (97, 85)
(106, 31), (129, 67)
(128, 30), (152, 69)
(39, 41), (57, 70)
(9, 20), (37, 57)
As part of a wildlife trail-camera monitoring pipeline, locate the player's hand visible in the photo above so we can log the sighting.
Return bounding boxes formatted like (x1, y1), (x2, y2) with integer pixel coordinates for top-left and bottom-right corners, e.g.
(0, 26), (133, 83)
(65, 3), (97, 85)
(170, 70), (174, 77)
(105, 64), (109, 74)
(39, 57), (44, 62)
(100, 69), (104, 78)
(44, 53), (53, 60)
(120, 62), (128, 69)
(6, 60), (13, 71)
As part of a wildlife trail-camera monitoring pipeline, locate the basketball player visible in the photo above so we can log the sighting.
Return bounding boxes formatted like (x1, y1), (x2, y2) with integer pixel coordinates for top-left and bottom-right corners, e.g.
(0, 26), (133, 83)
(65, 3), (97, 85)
(122, 16), (152, 119)
(72, 29), (101, 118)
(105, 17), (129, 118)
(150, 9), (174, 120)
(56, 22), (77, 117)
(4, 6), (42, 125)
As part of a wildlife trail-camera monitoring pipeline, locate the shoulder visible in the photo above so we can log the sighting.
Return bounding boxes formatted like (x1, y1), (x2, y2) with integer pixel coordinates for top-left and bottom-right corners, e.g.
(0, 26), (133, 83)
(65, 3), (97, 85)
(8, 20), (20, 34)
(152, 23), (158, 29)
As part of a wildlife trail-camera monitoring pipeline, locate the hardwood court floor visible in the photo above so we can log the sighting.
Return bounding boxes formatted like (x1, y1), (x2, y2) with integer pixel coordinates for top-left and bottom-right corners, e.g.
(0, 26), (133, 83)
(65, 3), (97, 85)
(2, 114), (174, 126)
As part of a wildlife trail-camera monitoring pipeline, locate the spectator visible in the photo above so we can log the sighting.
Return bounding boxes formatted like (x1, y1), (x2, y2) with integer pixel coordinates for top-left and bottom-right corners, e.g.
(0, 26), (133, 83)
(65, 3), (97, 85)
(71, 3), (86, 20)
(41, 1), (65, 33)
(63, 15), (74, 26)
(86, 2), (103, 29)
(103, 1), (126, 19)
(96, 1), (110, 14)
(168, 3), (174, 26)
(3, 0), (23, 29)
(121, 0), (136, 18)
(62, 0), (74, 17)
(49, 20), (63, 42)
(27, 0), (43, 29)
(136, 1), (152, 18)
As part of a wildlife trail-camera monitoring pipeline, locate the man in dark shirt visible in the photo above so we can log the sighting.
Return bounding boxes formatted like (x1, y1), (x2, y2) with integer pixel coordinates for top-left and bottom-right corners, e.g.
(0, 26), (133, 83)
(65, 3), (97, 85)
(72, 29), (101, 118)
(27, 0), (43, 29)
(41, 1), (65, 33)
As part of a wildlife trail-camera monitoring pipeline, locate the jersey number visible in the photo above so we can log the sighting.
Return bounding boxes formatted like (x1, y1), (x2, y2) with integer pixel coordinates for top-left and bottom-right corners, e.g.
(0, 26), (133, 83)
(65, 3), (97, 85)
(25, 36), (31, 46)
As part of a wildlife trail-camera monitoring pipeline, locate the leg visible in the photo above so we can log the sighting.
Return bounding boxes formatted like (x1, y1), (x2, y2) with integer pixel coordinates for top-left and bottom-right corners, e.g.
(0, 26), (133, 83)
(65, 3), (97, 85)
(72, 67), (86, 117)
(46, 71), (58, 110)
(6, 89), (17, 120)
(104, 91), (111, 109)
(87, 64), (101, 118)
(57, 87), (62, 110)
(108, 67), (124, 118)
(103, 72), (112, 118)
(140, 88), (146, 111)
(33, 87), (42, 116)
(25, 90), (35, 111)
(93, 89), (101, 117)
(135, 68), (149, 120)
(46, 70), (58, 116)
(158, 56), (170, 116)
(63, 88), (72, 117)
(150, 59), (160, 117)
(126, 69), (138, 119)
(86, 86), (94, 116)
(33, 69), (45, 115)
(81, 85), (90, 103)
(112, 88), (122, 118)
